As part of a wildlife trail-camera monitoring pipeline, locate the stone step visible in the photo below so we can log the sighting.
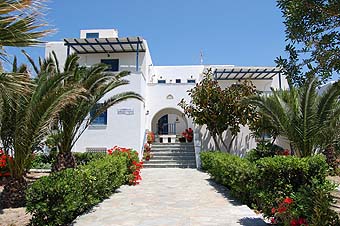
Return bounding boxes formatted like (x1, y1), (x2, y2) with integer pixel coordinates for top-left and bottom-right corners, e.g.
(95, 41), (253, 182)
(151, 150), (195, 155)
(151, 152), (195, 157)
(144, 160), (196, 164)
(151, 147), (194, 151)
(151, 148), (194, 152)
(143, 163), (196, 168)
(152, 156), (196, 160)
(151, 143), (194, 148)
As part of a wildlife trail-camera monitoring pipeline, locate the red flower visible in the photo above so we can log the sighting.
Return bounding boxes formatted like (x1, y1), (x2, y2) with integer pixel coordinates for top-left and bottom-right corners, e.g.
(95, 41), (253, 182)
(270, 218), (277, 224)
(271, 207), (276, 214)
(278, 206), (287, 213)
(284, 197), (293, 204)
(298, 217), (308, 225)
(290, 219), (299, 226)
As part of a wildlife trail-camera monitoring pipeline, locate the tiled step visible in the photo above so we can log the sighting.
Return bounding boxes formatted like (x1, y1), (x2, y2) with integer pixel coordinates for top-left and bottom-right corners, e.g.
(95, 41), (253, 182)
(152, 156), (196, 160)
(150, 152), (195, 157)
(151, 150), (194, 154)
(143, 164), (196, 168)
(144, 142), (196, 168)
(144, 159), (196, 164)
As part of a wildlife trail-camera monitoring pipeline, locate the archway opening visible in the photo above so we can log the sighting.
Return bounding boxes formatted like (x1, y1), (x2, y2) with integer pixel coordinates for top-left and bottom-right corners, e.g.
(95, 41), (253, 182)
(151, 108), (188, 136)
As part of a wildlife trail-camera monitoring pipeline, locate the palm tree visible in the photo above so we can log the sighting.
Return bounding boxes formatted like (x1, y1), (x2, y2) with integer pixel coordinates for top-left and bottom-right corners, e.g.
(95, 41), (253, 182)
(0, 0), (50, 50)
(27, 53), (143, 171)
(247, 77), (340, 157)
(0, 58), (85, 208)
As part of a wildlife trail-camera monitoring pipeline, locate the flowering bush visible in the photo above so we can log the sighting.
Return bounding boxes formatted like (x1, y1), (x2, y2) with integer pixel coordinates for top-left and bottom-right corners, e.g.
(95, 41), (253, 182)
(0, 149), (13, 177)
(182, 128), (193, 142)
(270, 197), (308, 226)
(143, 143), (153, 161)
(107, 146), (143, 185)
(147, 131), (155, 144)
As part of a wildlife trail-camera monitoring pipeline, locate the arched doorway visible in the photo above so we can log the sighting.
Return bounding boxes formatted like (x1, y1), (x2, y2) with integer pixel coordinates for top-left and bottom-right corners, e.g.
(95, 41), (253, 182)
(151, 108), (188, 135)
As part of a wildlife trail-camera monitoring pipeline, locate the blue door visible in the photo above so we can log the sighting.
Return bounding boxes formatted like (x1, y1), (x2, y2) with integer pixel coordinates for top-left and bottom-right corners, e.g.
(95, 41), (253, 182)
(158, 115), (168, 135)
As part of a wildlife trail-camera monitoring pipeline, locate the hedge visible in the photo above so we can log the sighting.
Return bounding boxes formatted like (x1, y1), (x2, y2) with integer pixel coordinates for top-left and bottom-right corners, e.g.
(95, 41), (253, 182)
(26, 153), (130, 226)
(200, 152), (331, 218)
(201, 151), (255, 204)
(73, 152), (107, 166)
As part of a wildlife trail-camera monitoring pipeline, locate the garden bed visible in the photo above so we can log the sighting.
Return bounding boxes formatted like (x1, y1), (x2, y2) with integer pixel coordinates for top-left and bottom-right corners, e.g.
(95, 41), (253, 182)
(0, 172), (49, 226)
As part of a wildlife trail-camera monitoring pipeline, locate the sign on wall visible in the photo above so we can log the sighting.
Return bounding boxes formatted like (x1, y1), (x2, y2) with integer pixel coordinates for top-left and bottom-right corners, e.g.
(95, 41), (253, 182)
(117, 108), (134, 115)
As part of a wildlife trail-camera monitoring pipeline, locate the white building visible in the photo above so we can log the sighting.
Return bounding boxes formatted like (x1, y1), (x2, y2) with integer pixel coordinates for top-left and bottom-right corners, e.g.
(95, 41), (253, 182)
(45, 29), (288, 162)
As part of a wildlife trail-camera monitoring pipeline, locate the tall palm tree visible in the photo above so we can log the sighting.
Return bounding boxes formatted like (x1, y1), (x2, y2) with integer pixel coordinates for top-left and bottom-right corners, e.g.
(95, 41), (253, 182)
(0, 58), (85, 208)
(247, 77), (340, 157)
(27, 53), (143, 171)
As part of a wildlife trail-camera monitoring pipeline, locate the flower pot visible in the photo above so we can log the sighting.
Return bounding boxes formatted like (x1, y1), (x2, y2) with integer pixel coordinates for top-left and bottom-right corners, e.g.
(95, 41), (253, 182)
(145, 156), (150, 161)
(179, 137), (186, 143)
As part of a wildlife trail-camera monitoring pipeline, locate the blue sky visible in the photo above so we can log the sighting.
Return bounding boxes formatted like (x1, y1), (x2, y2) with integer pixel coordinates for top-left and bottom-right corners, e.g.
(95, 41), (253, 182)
(6, 0), (286, 68)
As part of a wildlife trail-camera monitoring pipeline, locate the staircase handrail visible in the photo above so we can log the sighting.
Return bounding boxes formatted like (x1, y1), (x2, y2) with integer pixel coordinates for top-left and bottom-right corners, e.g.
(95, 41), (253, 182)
(141, 129), (148, 159)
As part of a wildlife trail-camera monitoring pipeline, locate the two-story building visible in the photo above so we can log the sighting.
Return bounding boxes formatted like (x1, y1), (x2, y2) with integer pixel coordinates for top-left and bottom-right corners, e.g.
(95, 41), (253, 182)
(46, 29), (288, 163)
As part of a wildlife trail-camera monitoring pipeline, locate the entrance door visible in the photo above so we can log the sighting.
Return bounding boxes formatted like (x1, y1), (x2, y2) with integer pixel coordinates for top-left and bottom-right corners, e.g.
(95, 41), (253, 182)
(158, 115), (168, 134)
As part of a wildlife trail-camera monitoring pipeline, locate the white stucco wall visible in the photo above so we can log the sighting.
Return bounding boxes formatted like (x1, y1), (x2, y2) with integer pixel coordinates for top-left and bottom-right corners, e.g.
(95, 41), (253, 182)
(80, 29), (118, 38)
(72, 70), (146, 156)
(146, 83), (195, 133)
(145, 65), (204, 136)
(45, 42), (68, 71)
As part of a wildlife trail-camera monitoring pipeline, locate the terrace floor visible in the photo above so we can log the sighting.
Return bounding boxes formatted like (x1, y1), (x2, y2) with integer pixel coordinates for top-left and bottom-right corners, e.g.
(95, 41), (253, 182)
(73, 168), (267, 226)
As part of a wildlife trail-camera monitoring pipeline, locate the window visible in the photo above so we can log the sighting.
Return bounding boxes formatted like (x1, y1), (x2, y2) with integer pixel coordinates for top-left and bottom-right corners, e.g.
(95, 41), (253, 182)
(90, 104), (107, 125)
(158, 80), (166, 84)
(187, 79), (196, 83)
(86, 32), (99, 38)
(176, 79), (181, 83)
(101, 59), (119, 72)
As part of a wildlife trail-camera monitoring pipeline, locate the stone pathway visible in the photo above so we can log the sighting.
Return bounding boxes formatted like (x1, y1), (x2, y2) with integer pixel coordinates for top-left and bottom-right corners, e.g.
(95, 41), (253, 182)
(73, 169), (267, 226)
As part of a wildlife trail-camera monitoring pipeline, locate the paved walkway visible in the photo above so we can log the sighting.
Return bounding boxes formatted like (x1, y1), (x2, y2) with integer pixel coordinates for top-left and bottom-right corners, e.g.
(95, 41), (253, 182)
(73, 169), (267, 226)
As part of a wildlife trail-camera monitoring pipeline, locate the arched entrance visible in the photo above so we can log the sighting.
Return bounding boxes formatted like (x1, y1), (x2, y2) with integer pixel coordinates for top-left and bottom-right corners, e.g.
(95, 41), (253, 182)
(151, 108), (188, 135)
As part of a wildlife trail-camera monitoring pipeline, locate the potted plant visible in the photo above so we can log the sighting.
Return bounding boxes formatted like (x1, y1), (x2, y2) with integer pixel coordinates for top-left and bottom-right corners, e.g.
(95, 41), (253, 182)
(147, 131), (155, 144)
(179, 136), (186, 143)
(143, 143), (153, 161)
(182, 128), (193, 142)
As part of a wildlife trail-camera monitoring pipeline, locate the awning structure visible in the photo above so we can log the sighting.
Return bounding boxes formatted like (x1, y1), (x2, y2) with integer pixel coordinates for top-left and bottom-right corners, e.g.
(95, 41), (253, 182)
(64, 37), (145, 72)
(64, 37), (145, 54)
(213, 67), (282, 81)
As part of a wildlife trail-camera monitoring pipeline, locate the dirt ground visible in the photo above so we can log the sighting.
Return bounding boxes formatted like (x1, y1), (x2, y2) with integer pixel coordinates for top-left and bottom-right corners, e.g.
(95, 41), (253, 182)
(0, 172), (49, 226)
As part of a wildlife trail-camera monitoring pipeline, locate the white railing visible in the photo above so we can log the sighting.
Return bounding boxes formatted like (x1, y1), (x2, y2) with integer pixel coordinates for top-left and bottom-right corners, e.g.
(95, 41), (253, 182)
(140, 129), (148, 160)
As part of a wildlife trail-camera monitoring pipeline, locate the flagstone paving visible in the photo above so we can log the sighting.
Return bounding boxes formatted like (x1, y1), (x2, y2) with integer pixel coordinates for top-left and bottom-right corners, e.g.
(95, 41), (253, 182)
(73, 169), (267, 226)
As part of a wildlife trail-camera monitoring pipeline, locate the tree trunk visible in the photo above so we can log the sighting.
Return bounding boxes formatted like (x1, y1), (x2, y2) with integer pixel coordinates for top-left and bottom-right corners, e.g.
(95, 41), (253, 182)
(0, 176), (27, 208)
(323, 144), (338, 171)
(211, 132), (221, 151)
(217, 131), (231, 153)
(52, 151), (77, 172)
(227, 135), (236, 153)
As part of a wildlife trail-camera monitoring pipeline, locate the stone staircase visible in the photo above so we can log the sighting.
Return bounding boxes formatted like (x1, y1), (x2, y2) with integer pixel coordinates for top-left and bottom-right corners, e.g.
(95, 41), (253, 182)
(143, 142), (196, 168)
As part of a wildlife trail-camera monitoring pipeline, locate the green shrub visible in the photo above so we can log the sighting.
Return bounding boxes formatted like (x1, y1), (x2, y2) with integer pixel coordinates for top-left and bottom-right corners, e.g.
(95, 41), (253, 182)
(293, 180), (340, 226)
(200, 151), (335, 223)
(73, 152), (107, 166)
(253, 155), (328, 216)
(200, 151), (256, 204)
(30, 154), (52, 169)
(245, 141), (284, 162)
(26, 154), (129, 226)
